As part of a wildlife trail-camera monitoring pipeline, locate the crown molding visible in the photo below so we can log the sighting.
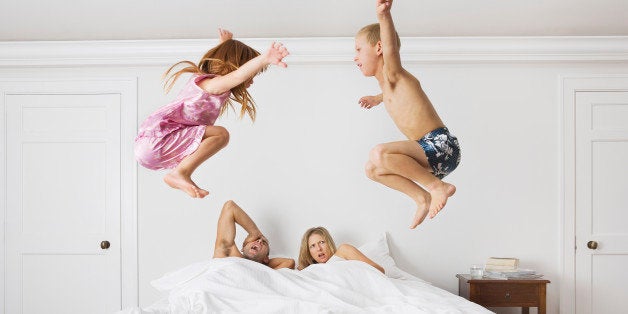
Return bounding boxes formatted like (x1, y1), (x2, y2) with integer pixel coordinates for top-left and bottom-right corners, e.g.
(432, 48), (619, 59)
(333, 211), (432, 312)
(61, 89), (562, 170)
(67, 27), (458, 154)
(1, 36), (628, 67)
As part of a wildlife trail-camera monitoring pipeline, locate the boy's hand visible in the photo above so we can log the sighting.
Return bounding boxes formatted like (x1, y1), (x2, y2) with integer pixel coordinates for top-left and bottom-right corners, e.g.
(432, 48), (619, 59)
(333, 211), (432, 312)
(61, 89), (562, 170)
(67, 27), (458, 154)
(218, 28), (233, 43)
(265, 42), (290, 68)
(376, 0), (392, 15)
(359, 94), (383, 109)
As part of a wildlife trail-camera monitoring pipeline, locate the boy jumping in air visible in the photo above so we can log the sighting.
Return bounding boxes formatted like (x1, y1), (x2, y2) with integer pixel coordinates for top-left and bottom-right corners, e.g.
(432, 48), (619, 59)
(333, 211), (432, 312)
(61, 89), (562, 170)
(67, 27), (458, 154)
(355, 0), (461, 228)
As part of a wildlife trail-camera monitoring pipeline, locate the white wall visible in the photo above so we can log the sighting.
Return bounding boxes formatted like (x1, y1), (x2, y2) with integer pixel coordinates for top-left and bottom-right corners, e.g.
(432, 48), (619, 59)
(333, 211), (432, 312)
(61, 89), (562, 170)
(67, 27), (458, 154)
(2, 37), (628, 314)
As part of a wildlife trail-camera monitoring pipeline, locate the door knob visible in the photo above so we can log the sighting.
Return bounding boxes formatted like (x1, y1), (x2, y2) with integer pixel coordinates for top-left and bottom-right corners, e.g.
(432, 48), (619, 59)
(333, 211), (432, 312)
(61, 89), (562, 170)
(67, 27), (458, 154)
(100, 240), (111, 249)
(587, 241), (598, 250)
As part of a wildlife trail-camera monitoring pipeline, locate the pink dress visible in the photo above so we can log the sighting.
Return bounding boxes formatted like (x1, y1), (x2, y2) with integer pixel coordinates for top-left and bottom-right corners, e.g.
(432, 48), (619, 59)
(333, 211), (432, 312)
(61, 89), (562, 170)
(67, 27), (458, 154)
(134, 74), (231, 170)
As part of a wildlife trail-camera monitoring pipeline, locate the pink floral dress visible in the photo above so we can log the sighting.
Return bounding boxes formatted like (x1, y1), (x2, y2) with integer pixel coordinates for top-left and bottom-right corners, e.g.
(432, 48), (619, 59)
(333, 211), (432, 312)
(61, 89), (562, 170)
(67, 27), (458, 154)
(134, 74), (231, 170)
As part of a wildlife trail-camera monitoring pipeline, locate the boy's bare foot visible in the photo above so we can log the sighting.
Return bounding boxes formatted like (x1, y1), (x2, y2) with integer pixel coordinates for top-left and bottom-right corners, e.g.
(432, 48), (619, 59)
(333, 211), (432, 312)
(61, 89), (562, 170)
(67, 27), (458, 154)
(410, 191), (431, 229)
(164, 171), (209, 198)
(428, 182), (456, 219)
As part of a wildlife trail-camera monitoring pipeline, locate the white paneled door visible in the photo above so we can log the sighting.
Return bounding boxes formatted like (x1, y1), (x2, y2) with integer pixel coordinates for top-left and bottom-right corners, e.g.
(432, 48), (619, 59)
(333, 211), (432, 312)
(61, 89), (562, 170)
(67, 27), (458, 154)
(1, 79), (137, 313)
(574, 90), (628, 314)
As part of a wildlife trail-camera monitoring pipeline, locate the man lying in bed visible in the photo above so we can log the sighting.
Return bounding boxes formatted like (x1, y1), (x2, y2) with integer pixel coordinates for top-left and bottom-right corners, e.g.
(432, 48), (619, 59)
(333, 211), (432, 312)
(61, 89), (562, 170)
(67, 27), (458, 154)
(213, 200), (295, 269)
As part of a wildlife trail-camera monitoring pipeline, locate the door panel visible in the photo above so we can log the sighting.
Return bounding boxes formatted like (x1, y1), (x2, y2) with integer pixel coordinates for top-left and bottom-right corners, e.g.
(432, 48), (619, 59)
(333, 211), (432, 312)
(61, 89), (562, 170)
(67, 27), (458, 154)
(591, 141), (628, 235)
(590, 255), (628, 314)
(22, 254), (115, 313)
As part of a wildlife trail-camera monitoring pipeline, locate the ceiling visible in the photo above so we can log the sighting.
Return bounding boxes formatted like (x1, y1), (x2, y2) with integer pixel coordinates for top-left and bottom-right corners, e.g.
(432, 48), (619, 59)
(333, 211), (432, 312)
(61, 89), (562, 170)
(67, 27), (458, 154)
(1, 0), (627, 41)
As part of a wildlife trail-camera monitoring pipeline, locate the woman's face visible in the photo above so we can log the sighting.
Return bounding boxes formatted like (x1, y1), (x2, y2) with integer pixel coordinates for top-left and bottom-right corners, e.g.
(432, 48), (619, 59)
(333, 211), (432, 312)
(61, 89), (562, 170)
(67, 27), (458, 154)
(308, 233), (332, 263)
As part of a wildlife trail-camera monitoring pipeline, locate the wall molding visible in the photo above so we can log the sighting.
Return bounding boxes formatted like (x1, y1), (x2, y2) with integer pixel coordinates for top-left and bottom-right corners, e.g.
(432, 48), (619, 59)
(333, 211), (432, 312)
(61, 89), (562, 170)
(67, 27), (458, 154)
(1, 36), (628, 67)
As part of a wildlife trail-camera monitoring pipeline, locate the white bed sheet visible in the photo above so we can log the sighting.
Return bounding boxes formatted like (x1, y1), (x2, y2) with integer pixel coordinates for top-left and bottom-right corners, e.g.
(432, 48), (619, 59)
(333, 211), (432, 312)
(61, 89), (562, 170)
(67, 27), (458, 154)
(119, 257), (492, 314)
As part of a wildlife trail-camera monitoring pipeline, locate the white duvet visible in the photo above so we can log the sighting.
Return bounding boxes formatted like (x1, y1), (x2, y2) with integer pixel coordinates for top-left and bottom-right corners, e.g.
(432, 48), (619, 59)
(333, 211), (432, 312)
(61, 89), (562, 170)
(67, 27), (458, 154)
(119, 257), (492, 314)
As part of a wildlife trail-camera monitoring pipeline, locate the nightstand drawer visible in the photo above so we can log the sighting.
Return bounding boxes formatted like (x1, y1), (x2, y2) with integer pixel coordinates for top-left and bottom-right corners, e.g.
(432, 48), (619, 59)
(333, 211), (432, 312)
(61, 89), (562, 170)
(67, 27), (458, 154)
(457, 274), (550, 313)
(471, 283), (539, 306)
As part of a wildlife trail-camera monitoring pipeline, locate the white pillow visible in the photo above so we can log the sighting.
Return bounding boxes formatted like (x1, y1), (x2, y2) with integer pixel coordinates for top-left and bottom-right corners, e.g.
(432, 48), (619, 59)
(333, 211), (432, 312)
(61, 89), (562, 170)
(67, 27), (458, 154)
(358, 232), (429, 283)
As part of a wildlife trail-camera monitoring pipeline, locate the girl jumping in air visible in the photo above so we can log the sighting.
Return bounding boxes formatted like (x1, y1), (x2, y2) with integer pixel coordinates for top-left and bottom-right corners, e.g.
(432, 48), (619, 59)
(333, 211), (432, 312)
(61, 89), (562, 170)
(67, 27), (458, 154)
(135, 28), (289, 198)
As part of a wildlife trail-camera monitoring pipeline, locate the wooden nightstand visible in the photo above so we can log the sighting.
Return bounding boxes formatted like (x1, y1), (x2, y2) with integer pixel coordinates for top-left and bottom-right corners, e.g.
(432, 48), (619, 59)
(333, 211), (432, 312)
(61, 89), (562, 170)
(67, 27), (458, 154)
(456, 274), (550, 314)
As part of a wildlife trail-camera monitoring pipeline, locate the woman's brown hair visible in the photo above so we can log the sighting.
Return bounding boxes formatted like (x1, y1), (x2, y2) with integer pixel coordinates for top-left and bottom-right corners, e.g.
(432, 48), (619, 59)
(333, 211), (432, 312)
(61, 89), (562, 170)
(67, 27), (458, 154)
(162, 39), (267, 121)
(298, 226), (337, 270)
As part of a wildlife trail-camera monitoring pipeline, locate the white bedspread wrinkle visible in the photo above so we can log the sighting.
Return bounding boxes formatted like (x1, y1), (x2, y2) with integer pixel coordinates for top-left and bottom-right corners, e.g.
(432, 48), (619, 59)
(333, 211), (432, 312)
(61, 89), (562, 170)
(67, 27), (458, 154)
(118, 257), (492, 314)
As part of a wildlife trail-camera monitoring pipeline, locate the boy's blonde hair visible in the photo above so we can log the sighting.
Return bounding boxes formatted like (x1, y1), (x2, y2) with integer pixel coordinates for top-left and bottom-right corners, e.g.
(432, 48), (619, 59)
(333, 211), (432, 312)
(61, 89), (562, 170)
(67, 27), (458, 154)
(298, 226), (337, 270)
(357, 23), (401, 49)
(163, 39), (266, 121)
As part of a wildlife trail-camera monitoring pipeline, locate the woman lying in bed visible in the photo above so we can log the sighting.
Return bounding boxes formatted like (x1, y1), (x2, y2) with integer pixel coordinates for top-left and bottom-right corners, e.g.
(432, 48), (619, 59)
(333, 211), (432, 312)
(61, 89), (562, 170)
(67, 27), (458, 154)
(297, 226), (384, 273)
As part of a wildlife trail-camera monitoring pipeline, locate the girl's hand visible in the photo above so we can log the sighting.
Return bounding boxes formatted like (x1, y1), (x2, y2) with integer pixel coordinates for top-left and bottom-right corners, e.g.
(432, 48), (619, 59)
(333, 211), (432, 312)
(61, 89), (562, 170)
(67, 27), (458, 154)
(358, 94), (383, 109)
(265, 42), (290, 68)
(218, 28), (233, 43)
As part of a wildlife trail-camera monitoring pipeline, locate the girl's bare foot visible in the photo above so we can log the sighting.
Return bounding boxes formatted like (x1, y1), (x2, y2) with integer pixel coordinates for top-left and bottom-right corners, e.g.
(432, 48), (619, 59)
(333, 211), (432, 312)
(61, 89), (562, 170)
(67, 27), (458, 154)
(428, 181), (456, 218)
(410, 190), (431, 229)
(164, 171), (209, 198)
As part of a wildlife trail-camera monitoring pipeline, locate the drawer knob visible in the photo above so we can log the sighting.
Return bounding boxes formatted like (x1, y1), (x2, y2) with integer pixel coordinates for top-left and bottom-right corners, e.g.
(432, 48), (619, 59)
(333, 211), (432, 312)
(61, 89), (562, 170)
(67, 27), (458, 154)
(505, 292), (511, 299)
(587, 241), (598, 249)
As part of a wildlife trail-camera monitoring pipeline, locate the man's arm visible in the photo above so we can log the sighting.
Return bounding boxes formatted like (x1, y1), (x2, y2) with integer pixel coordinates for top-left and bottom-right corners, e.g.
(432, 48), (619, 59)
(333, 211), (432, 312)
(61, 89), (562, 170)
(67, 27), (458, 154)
(213, 200), (263, 258)
(268, 257), (296, 270)
(376, 0), (403, 81)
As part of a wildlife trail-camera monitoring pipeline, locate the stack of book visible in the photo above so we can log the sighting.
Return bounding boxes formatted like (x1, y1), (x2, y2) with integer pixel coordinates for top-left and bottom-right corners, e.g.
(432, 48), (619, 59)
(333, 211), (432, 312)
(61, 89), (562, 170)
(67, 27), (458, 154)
(483, 257), (543, 279)
(484, 257), (519, 271)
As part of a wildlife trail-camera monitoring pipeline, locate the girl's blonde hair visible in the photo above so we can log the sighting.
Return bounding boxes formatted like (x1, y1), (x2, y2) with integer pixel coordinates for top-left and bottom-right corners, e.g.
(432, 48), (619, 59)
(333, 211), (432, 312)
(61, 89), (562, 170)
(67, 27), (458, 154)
(163, 39), (266, 121)
(298, 226), (337, 270)
(357, 23), (401, 49)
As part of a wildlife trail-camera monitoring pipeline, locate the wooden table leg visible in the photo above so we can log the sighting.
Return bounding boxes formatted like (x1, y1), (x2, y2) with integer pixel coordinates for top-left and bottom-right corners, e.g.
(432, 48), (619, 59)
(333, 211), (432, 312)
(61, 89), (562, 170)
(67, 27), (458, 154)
(538, 281), (547, 314)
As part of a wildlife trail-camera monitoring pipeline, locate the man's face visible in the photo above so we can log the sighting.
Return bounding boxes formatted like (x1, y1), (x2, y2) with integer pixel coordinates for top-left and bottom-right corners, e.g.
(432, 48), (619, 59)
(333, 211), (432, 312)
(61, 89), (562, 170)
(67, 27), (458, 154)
(354, 33), (379, 77)
(242, 236), (270, 263)
(308, 233), (332, 264)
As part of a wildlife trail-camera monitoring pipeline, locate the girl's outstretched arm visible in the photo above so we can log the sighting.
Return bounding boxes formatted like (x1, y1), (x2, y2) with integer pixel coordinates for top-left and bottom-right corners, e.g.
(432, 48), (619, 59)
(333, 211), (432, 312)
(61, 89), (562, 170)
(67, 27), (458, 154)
(199, 42), (289, 95)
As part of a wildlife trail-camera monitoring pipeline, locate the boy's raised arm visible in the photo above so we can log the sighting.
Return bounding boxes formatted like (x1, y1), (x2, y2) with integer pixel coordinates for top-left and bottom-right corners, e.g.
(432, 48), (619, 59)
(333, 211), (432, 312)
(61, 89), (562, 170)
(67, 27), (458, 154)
(376, 0), (403, 78)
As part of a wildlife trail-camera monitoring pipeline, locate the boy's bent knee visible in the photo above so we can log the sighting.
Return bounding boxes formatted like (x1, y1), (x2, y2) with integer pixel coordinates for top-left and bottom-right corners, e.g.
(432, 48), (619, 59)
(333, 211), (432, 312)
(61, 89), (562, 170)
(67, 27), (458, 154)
(365, 161), (377, 179)
(368, 144), (388, 163)
(365, 161), (387, 179)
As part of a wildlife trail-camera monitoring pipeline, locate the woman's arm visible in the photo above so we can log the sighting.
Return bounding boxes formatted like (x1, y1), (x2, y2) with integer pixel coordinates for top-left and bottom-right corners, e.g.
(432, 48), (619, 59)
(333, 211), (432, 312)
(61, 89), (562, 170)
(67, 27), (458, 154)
(268, 257), (296, 270)
(335, 244), (385, 274)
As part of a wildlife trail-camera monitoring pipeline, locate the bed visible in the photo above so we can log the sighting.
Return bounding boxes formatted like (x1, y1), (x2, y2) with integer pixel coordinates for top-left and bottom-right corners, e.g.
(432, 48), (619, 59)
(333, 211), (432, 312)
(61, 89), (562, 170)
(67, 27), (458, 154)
(119, 234), (492, 313)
